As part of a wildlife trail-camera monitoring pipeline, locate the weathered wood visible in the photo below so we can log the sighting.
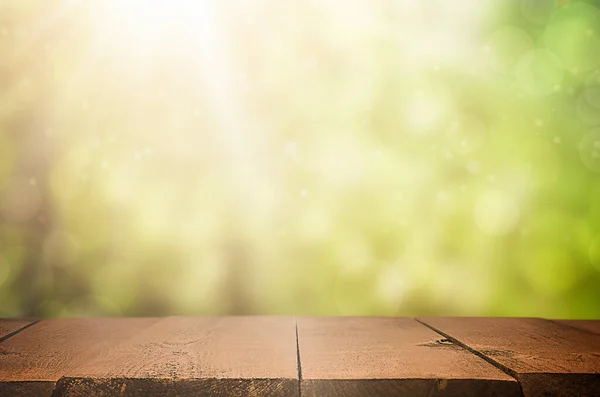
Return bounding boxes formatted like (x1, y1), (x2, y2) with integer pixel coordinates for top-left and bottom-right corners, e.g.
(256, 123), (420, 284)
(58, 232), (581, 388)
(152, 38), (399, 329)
(555, 319), (600, 335)
(0, 318), (36, 341)
(297, 317), (520, 397)
(0, 318), (158, 396)
(419, 317), (600, 397)
(56, 316), (299, 397)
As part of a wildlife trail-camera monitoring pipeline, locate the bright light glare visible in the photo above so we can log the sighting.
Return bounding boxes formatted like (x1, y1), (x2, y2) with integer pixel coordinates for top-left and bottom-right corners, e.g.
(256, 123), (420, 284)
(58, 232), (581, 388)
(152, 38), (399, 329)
(93, 0), (214, 45)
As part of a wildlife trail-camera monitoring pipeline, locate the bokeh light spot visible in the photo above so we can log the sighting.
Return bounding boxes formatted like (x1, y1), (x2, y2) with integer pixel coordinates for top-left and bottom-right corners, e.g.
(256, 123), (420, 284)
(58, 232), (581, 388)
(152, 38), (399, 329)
(474, 189), (520, 236)
(446, 114), (487, 155)
(577, 84), (600, 126)
(404, 90), (449, 133)
(543, 3), (600, 73)
(484, 26), (534, 75)
(515, 49), (563, 97)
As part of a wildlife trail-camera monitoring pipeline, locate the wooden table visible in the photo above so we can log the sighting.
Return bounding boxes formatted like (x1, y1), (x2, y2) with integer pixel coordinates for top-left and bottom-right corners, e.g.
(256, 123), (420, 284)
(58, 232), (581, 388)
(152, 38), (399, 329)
(1, 317), (599, 396)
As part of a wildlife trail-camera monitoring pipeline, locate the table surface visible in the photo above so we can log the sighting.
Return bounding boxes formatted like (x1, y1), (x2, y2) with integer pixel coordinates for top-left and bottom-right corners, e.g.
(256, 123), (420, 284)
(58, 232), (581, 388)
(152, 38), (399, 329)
(1, 317), (599, 396)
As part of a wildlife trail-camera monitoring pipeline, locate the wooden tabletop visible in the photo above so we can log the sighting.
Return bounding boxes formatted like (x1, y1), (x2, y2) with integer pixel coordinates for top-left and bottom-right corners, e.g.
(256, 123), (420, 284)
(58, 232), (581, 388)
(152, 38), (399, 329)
(0, 317), (598, 396)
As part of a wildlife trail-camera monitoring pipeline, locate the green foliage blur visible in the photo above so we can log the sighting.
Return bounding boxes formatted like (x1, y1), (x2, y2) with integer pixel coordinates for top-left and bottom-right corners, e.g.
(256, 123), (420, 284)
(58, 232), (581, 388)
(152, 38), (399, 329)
(1, 0), (600, 318)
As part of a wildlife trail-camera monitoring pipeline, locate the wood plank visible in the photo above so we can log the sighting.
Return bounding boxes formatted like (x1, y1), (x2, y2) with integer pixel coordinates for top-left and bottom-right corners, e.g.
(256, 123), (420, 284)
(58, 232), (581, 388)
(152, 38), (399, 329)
(419, 317), (600, 397)
(555, 319), (600, 335)
(0, 318), (158, 396)
(0, 318), (36, 341)
(55, 316), (299, 397)
(296, 317), (520, 397)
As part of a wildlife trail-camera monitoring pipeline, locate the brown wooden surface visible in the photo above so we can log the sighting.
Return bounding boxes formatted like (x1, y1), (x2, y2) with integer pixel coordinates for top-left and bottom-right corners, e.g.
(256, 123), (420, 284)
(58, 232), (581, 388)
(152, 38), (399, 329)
(56, 316), (298, 397)
(297, 317), (520, 397)
(555, 319), (600, 335)
(3, 316), (600, 396)
(0, 318), (158, 396)
(419, 317), (600, 397)
(0, 318), (36, 341)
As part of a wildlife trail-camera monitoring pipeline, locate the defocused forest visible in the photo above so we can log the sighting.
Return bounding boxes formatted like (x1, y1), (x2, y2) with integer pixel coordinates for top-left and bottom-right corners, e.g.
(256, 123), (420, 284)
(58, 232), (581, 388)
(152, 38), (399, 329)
(1, 0), (599, 318)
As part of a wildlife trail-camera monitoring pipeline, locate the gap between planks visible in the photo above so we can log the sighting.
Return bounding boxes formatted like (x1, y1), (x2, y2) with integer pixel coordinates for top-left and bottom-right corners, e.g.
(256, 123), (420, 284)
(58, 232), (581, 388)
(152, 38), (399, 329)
(295, 318), (303, 397)
(298, 317), (521, 397)
(0, 320), (40, 344)
(414, 318), (523, 392)
(417, 317), (600, 396)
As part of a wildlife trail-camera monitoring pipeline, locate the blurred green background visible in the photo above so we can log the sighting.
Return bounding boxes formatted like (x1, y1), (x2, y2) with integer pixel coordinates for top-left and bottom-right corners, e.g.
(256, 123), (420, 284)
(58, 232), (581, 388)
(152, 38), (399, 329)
(1, 0), (600, 318)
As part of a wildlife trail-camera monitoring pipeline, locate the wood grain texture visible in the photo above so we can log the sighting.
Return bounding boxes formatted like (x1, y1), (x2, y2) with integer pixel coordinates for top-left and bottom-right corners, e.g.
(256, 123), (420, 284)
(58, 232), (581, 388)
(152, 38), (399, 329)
(58, 316), (299, 397)
(0, 318), (158, 397)
(297, 317), (520, 397)
(0, 318), (36, 341)
(419, 317), (600, 397)
(555, 319), (600, 335)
